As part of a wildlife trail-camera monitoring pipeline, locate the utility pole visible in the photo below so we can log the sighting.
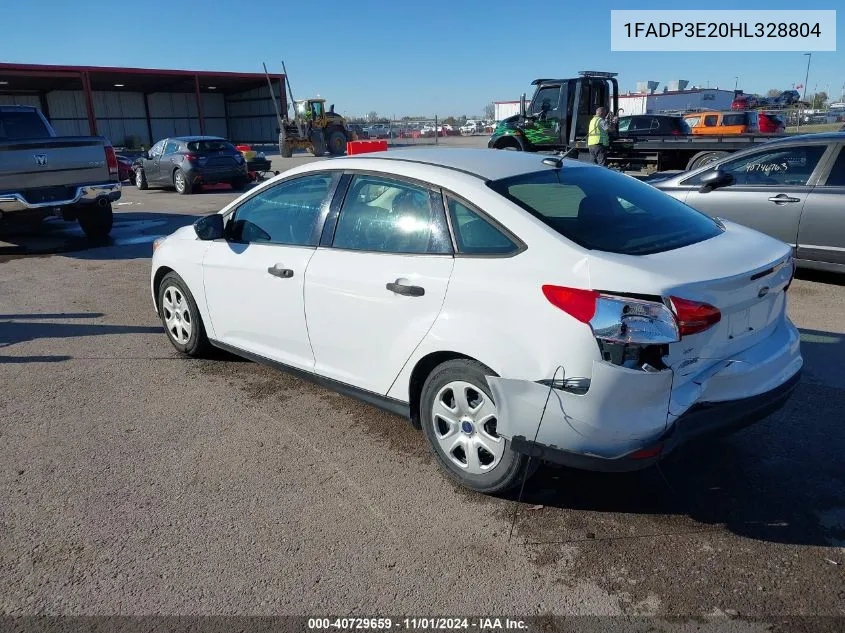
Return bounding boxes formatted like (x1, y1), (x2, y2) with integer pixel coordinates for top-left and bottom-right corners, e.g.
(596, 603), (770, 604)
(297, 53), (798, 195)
(802, 53), (812, 102)
(734, 76), (739, 92)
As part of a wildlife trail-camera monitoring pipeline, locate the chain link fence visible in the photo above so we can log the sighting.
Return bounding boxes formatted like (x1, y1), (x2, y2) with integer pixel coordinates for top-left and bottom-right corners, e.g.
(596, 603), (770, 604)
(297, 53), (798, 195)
(346, 118), (496, 146)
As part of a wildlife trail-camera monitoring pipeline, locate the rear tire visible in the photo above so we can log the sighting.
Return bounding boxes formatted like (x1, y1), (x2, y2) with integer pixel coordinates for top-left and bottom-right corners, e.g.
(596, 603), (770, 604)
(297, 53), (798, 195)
(231, 176), (248, 191)
(174, 169), (192, 195)
(157, 271), (211, 358)
(420, 359), (533, 494)
(134, 169), (148, 190)
(77, 202), (114, 239)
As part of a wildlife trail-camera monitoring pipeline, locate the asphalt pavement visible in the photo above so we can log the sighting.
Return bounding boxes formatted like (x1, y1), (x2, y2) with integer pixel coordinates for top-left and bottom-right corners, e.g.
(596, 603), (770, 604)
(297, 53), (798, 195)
(1, 148), (843, 628)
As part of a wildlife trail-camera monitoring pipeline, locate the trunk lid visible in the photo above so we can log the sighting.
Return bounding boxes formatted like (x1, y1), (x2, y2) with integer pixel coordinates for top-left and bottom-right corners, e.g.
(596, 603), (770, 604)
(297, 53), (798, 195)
(0, 137), (112, 193)
(586, 221), (793, 386)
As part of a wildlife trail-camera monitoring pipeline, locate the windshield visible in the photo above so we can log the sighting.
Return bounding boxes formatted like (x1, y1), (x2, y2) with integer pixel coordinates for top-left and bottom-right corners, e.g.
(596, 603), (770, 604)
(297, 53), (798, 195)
(187, 140), (235, 152)
(488, 167), (723, 255)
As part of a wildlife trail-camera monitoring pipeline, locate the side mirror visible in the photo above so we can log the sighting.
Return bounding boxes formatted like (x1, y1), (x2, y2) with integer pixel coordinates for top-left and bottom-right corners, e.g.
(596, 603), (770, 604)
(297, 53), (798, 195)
(194, 213), (225, 240)
(698, 169), (734, 193)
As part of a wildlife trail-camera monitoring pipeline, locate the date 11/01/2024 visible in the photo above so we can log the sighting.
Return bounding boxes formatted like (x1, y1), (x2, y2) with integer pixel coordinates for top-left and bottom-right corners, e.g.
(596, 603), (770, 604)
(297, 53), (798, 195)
(622, 22), (821, 38)
(307, 617), (528, 630)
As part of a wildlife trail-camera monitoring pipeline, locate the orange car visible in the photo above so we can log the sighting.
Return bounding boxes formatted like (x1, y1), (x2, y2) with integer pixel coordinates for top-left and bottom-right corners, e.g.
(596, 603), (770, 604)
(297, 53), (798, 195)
(683, 111), (759, 135)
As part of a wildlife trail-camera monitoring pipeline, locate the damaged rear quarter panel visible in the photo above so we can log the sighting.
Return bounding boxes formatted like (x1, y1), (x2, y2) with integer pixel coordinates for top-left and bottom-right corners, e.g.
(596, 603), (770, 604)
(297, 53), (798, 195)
(488, 360), (674, 458)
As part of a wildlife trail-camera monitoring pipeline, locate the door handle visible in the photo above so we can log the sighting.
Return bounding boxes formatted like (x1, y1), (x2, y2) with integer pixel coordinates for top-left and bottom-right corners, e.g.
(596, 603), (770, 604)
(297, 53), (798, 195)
(386, 280), (425, 297)
(768, 194), (800, 204)
(267, 264), (294, 278)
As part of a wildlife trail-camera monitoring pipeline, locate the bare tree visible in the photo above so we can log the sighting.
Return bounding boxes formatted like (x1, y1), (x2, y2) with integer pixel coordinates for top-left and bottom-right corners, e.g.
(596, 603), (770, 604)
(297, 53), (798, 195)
(367, 111), (378, 122)
(812, 91), (828, 109)
(766, 88), (781, 97)
(484, 102), (495, 120)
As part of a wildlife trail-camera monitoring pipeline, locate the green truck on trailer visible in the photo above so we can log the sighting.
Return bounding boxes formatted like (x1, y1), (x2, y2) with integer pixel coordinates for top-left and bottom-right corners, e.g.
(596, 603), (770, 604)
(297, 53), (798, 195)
(487, 71), (788, 171)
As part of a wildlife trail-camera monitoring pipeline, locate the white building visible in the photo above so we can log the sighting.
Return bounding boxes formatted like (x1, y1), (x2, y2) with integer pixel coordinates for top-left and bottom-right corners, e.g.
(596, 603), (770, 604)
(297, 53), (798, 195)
(619, 89), (735, 115)
(493, 100), (521, 121)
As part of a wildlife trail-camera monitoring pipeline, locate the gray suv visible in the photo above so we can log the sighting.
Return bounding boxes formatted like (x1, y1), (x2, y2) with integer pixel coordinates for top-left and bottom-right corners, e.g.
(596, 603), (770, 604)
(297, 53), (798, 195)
(650, 133), (845, 274)
(134, 136), (248, 195)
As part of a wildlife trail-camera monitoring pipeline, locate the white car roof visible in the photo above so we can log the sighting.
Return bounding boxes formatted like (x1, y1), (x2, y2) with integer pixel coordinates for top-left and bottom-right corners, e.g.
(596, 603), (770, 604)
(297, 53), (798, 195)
(331, 148), (588, 181)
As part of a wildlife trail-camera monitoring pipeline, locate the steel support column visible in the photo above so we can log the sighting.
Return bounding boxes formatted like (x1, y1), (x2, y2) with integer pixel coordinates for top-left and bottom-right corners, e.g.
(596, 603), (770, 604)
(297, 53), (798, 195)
(194, 74), (205, 135)
(80, 71), (97, 135)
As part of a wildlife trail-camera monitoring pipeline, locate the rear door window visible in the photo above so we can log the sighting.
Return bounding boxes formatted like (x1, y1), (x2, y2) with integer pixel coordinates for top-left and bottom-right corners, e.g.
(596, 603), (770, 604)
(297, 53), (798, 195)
(332, 175), (451, 254)
(488, 168), (722, 255)
(721, 113), (745, 126)
(821, 147), (845, 186)
(447, 198), (519, 255)
(703, 115), (718, 127)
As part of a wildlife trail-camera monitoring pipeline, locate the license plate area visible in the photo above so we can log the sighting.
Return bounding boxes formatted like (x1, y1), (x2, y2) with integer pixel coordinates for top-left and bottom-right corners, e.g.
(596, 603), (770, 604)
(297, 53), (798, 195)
(727, 301), (771, 340)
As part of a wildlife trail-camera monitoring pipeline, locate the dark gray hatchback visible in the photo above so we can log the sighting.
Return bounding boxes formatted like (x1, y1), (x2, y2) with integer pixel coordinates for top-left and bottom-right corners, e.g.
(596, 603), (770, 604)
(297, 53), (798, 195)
(133, 136), (248, 195)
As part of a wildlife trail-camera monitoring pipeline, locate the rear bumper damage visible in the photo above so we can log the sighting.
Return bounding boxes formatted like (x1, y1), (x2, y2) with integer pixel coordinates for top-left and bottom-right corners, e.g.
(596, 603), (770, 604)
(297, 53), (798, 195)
(488, 318), (802, 473)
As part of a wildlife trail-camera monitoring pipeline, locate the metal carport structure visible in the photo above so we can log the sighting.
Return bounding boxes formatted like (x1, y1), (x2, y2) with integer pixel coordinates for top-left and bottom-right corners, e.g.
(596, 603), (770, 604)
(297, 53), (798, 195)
(0, 63), (286, 147)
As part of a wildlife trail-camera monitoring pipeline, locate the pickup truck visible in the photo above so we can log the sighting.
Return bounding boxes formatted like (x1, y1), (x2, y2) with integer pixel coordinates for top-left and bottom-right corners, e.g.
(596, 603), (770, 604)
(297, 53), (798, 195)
(0, 105), (121, 239)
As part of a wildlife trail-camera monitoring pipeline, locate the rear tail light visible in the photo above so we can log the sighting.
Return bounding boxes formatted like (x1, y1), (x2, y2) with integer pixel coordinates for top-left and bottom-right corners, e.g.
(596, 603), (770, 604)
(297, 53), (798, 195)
(104, 146), (119, 178)
(542, 285), (679, 344)
(668, 296), (721, 336)
(543, 286), (722, 343)
(541, 286), (598, 323)
(671, 129), (681, 136)
(183, 154), (199, 162)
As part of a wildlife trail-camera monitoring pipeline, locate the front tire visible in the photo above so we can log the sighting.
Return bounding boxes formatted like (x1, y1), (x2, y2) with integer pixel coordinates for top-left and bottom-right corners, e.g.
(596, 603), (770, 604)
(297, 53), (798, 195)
(157, 272), (210, 357)
(174, 169), (192, 195)
(77, 202), (114, 239)
(327, 129), (347, 155)
(421, 359), (533, 493)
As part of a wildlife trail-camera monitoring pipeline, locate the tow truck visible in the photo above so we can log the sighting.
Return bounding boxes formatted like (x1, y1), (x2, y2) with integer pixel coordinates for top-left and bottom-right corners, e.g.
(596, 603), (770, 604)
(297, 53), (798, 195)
(488, 71), (788, 171)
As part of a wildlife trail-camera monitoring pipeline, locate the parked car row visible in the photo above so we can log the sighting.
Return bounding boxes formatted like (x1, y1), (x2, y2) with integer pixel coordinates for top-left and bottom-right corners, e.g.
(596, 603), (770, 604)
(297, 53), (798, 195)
(731, 90), (804, 110)
(616, 110), (785, 138)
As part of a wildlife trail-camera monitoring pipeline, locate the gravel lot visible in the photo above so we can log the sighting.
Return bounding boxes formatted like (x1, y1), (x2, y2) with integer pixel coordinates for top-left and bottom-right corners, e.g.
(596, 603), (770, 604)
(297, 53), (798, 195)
(1, 146), (843, 627)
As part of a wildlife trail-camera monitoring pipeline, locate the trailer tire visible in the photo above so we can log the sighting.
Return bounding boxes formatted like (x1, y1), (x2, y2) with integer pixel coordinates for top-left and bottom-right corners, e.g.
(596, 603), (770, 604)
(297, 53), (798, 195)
(687, 151), (728, 170)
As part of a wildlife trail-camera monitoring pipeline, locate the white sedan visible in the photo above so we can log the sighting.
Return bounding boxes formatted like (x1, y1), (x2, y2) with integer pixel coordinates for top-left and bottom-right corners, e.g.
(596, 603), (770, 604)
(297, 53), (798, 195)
(151, 149), (802, 493)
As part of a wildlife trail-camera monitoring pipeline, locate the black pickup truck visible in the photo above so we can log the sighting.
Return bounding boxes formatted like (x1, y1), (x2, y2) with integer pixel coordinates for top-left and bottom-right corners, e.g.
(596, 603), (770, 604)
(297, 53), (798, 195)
(0, 105), (121, 238)
(488, 71), (788, 171)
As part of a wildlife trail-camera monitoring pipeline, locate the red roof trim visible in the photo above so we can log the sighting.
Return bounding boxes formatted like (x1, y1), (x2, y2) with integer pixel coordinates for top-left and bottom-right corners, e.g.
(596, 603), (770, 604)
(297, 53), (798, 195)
(0, 62), (275, 80)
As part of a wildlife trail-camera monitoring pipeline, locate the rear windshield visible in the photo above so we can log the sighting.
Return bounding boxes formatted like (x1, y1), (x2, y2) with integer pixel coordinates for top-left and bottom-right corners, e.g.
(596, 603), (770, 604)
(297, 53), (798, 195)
(187, 140), (235, 152)
(488, 168), (723, 255)
(0, 110), (51, 140)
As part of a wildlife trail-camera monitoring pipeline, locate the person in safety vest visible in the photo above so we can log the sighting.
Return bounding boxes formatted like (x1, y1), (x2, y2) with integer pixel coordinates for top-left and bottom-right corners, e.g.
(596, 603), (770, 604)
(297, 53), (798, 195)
(587, 106), (610, 166)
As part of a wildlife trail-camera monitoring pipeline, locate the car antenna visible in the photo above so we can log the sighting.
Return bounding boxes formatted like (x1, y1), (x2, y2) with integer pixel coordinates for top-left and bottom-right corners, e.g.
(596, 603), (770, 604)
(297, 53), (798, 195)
(508, 364), (565, 541)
